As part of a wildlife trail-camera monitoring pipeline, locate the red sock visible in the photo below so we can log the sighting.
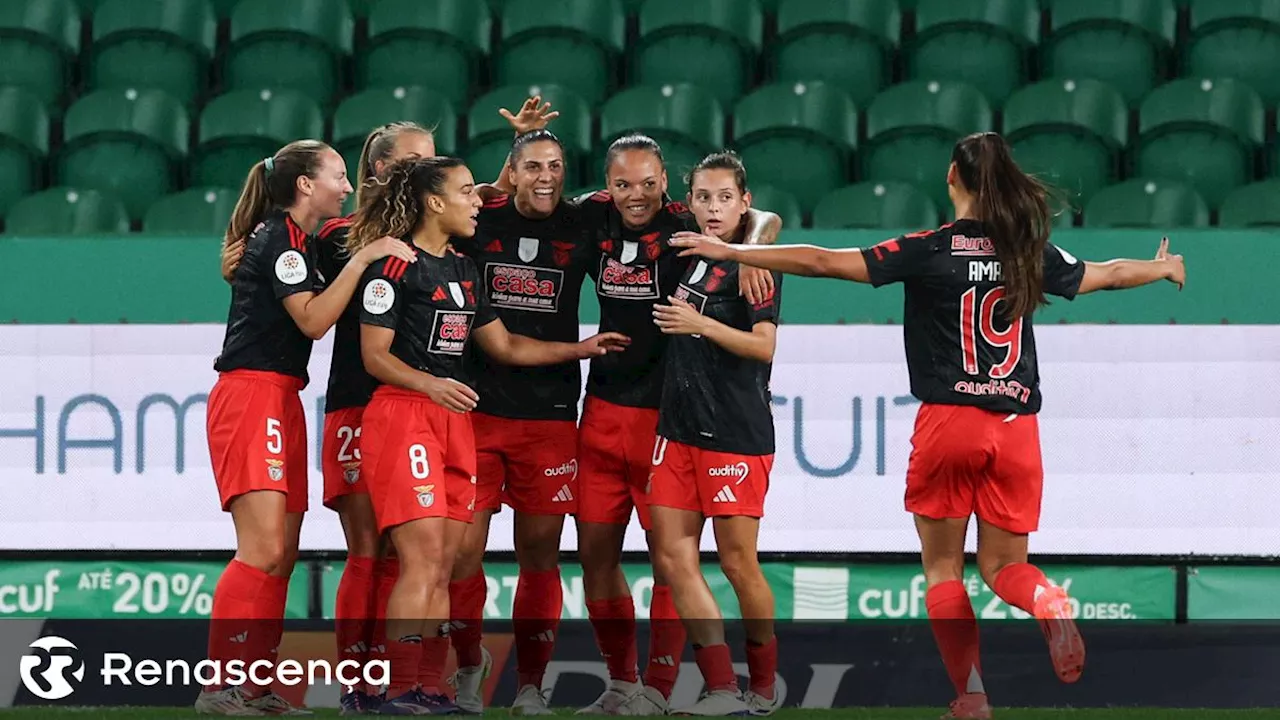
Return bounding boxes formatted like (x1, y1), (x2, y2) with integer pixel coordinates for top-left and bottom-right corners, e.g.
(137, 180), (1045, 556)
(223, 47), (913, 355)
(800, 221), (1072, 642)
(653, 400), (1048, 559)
(586, 596), (638, 683)
(246, 575), (290, 693)
(385, 635), (422, 699)
(513, 567), (562, 689)
(643, 584), (684, 699)
(449, 570), (487, 669)
(206, 559), (271, 688)
(927, 581), (984, 697)
(335, 556), (376, 691)
(693, 644), (738, 693)
(745, 636), (777, 698)
(992, 563), (1051, 615)
(369, 558), (401, 670)
(417, 633), (451, 694)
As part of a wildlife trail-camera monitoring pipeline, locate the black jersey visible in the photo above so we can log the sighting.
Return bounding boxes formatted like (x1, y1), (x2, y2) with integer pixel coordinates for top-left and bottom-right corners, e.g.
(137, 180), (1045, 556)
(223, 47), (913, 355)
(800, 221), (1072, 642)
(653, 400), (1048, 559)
(453, 195), (594, 421)
(658, 259), (782, 455)
(862, 219), (1086, 414)
(358, 244), (498, 388)
(214, 209), (318, 383)
(579, 191), (698, 409)
(314, 215), (377, 413)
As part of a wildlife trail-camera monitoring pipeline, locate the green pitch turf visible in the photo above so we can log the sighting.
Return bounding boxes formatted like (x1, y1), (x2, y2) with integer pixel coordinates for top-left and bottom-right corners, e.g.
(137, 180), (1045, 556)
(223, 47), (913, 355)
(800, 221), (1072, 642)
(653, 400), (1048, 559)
(2, 709), (1278, 719)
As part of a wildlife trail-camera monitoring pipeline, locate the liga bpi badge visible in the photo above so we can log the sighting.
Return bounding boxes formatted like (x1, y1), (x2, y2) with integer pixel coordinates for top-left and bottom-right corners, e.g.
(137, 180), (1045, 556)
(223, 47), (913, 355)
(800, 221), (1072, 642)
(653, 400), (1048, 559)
(414, 485), (435, 508)
(266, 459), (284, 482)
(342, 462), (361, 485)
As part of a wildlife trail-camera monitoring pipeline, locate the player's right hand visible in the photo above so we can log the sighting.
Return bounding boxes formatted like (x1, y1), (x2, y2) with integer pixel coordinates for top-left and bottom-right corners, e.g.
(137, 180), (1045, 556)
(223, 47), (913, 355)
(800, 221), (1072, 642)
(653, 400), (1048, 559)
(423, 376), (479, 413)
(500, 96), (559, 135)
(358, 236), (417, 267)
(221, 238), (245, 283)
(1155, 236), (1185, 291)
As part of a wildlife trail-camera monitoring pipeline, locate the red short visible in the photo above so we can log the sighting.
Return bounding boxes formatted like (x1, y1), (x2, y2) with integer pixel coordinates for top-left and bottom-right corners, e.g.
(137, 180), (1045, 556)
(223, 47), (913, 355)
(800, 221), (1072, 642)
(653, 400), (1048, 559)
(576, 396), (659, 529)
(322, 406), (366, 509)
(648, 437), (773, 518)
(905, 403), (1044, 534)
(472, 412), (578, 515)
(361, 386), (477, 531)
(206, 370), (308, 514)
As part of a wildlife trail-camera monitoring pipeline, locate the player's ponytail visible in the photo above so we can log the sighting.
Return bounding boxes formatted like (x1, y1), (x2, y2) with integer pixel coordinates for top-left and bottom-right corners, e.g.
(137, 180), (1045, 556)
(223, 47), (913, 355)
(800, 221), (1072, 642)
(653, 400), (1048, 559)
(354, 122), (435, 210)
(225, 139), (331, 247)
(347, 155), (465, 255)
(953, 132), (1053, 321)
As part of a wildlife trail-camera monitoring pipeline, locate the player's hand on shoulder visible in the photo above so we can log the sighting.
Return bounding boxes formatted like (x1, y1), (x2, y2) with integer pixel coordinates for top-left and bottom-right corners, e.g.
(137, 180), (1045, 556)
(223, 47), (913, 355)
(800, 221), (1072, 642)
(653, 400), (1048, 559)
(577, 332), (631, 358)
(221, 237), (245, 283)
(419, 376), (479, 413)
(653, 296), (708, 336)
(670, 231), (732, 260)
(1155, 236), (1186, 290)
(356, 236), (417, 268)
(500, 96), (559, 134)
(739, 264), (775, 305)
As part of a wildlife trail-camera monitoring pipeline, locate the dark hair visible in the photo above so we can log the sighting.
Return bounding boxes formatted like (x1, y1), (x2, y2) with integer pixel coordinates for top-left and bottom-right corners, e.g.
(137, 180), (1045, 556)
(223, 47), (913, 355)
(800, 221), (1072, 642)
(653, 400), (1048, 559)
(604, 133), (664, 178)
(952, 132), (1053, 320)
(346, 156), (467, 254)
(685, 150), (748, 194)
(354, 122), (434, 209)
(509, 129), (564, 167)
(225, 139), (331, 247)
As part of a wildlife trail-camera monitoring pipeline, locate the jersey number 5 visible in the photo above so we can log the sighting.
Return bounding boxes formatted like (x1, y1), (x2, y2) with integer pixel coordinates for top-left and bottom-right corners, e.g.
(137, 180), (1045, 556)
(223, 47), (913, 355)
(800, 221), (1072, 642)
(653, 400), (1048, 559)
(960, 287), (1023, 379)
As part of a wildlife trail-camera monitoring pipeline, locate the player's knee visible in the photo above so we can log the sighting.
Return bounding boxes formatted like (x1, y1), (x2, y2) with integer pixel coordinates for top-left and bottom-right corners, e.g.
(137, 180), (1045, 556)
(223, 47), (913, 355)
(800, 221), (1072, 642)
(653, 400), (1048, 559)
(922, 554), (966, 587)
(718, 549), (763, 590)
(977, 554), (1016, 589)
(237, 536), (288, 576)
(452, 543), (484, 580)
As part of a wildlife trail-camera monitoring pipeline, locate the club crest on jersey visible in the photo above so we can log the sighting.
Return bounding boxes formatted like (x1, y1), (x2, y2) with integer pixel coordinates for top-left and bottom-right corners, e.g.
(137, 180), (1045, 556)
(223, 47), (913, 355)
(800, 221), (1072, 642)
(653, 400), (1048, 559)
(620, 240), (639, 264)
(518, 237), (539, 263)
(275, 250), (308, 285)
(342, 462), (361, 485)
(266, 459), (284, 482)
(414, 485), (435, 508)
(448, 282), (465, 308)
(689, 260), (708, 284)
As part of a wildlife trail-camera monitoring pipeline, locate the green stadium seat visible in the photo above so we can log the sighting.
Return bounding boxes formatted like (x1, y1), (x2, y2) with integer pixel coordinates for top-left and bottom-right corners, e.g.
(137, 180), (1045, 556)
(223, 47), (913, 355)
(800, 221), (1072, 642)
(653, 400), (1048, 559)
(598, 84), (724, 197)
(0, 87), (49, 219)
(1218, 180), (1280, 228)
(1004, 78), (1128, 209)
(333, 86), (458, 168)
(192, 89), (325, 190)
(863, 80), (992, 210)
(0, 0), (79, 110)
(90, 0), (216, 109)
(1136, 78), (1264, 210)
(209, 0), (240, 17)
(359, 0), (489, 108)
(468, 83), (592, 158)
(731, 82), (858, 215)
(57, 88), (189, 221)
(144, 187), (238, 235)
(1042, 0), (1175, 104)
(225, 0), (353, 105)
(346, 0), (376, 17)
(1083, 178), (1209, 228)
(497, 0), (625, 106)
(6, 187), (131, 235)
(632, 0), (762, 107)
(1186, 0), (1280, 106)
(811, 181), (940, 229)
(747, 184), (803, 230)
(772, 0), (900, 107)
(909, 0), (1039, 106)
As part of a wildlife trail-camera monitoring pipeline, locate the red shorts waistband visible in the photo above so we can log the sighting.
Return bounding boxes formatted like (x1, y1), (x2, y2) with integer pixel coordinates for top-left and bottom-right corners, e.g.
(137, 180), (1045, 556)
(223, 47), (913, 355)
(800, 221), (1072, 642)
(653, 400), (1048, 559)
(371, 384), (436, 403)
(218, 369), (304, 392)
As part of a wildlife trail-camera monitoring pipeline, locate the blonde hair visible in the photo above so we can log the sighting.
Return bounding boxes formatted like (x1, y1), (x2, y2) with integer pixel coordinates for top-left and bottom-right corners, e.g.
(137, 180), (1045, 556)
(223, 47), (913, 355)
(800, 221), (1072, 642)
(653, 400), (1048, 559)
(353, 122), (434, 209)
(346, 156), (465, 255)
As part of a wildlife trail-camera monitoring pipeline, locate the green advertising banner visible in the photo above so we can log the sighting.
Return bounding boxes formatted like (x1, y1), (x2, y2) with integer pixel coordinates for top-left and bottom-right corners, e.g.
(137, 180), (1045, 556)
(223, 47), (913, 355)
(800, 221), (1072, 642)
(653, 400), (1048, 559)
(0, 561), (309, 619)
(1187, 566), (1280, 620)
(320, 562), (1175, 621)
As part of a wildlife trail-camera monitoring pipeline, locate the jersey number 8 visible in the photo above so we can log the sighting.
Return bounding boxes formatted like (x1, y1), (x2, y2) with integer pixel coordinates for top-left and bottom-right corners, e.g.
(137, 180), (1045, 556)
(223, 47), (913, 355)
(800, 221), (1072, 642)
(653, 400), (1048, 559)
(960, 287), (1024, 379)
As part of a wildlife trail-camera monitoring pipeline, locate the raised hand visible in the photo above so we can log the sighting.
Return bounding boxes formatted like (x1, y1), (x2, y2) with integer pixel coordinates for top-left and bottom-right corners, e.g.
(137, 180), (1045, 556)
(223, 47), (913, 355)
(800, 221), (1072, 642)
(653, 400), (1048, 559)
(1155, 236), (1185, 291)
(499, 96), (560, 135)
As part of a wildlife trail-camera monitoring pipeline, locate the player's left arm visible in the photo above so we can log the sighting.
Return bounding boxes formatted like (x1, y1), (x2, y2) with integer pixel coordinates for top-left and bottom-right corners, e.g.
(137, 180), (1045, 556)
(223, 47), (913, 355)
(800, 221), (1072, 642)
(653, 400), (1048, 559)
(472, 318), (630, 366)
(1075, 237), (1186, 295)
(737, 208), (783, 303)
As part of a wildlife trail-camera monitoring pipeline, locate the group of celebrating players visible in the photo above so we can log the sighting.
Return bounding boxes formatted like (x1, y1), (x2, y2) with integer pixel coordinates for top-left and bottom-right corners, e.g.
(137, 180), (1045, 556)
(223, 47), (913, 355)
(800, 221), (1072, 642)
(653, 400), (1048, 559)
(196, 95), (1186, 719)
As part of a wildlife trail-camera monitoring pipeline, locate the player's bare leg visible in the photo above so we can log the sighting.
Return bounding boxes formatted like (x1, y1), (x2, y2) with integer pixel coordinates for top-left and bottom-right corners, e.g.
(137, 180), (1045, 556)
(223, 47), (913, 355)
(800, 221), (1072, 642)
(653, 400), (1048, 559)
(576, 519), (640, 714)
(333, 494), (382, 714)
(380, 518), (447, 715)
(509, 512), (566, 715)
(977, 520), (1084, 684)
(916, 515), (990, 720)
(411, 518), (468, 714)
(714, 516), (778, 715)
(448, 508), (494, 714)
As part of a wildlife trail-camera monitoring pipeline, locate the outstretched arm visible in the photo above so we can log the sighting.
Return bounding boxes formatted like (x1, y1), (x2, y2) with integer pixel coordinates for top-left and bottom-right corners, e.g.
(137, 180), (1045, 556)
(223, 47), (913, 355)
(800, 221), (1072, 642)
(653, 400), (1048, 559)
(738, 208), (784, 303)
(671, 232), (871, 283)
(1076, 237), (1185, 295)
(472, 319), (630, 366)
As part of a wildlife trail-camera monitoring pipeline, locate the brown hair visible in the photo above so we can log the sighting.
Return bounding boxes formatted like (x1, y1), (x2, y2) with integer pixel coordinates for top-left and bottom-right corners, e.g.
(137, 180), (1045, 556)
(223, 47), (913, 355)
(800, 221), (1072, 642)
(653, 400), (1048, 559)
(345, 156), (466, 255)
(685, 150), (748, 194)
(952, 132), (1053, 320)
(224, 139), (331, 247)
(509, 128), (564, 168)
(354, 122), (434, 209)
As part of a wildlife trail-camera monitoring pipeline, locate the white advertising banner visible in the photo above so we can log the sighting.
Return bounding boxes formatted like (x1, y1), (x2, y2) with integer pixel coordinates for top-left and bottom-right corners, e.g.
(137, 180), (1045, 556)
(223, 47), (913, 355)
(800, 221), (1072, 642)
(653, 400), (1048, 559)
(0, 325), (1277, 555)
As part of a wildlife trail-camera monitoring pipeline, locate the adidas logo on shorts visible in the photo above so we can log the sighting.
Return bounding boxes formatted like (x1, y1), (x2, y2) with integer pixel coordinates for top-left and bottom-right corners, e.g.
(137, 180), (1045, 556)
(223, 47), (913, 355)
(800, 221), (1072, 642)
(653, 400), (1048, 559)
(552, 484), (574, 502)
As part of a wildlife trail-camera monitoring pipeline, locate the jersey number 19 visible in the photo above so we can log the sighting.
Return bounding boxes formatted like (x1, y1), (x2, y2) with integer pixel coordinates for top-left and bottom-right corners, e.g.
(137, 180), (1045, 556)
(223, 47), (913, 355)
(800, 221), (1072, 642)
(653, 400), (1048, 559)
(960, 286), (1023, 379)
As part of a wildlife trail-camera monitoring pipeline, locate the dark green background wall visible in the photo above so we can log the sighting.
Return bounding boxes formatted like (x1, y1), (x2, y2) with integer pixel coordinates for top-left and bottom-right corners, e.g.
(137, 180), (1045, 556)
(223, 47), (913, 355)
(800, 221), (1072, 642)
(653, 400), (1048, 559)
(1, 230), (1271, 324)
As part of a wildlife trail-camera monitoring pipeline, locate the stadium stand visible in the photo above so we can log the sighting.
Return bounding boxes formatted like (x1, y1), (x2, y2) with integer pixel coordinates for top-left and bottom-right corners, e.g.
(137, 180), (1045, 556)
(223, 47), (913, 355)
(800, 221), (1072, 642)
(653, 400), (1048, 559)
(0, 0), (1279, 231)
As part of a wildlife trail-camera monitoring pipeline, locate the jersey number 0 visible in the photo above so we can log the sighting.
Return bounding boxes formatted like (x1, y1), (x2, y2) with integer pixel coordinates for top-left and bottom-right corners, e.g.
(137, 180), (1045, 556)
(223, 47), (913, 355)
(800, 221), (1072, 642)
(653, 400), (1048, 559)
(960, 287), (1023, 379)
